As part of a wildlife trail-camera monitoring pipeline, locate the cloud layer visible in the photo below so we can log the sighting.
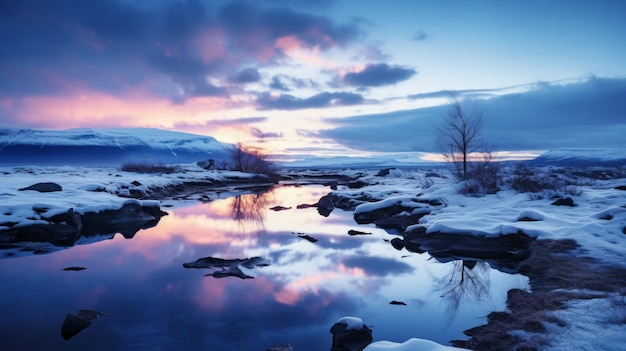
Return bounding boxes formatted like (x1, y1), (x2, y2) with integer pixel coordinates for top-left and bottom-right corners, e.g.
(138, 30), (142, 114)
(318, 77), (626, 152)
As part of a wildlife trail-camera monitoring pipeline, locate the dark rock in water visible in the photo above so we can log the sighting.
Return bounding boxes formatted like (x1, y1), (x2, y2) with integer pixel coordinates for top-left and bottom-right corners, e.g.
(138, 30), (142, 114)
(347, 180), (367, 189)
(347, 229), (371, 236)
(551, 197), (575, 207)
(60, 309), (104, 340)
(62, 266), (86, 271)
(317, 194), (335, 217)
(80, 203), (167, 238)
(329, 181), (338, 190)
(19, 182), (62, 192)
(206, 266), (253, 279)
(183, 256), (269, 269)
(401, 229), (532, 272)
(184, 256), (269, 279)
(131, 180), (142, 186)
(298, 234), (318, 243)
(267, 345), (293, 351)
(614, 185), (626, 191)
(296, 203), (317, 209)
(389, 300), (406, 305)
(270, 205), (291, 211)
(390, 238), (405, 250)
(330, 318), (373, 351)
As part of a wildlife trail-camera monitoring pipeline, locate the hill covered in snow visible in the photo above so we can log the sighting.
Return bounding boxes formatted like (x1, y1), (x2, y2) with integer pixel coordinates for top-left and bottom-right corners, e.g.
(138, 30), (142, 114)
(0, 128), (236, 166)
(532, 148), (626, 166)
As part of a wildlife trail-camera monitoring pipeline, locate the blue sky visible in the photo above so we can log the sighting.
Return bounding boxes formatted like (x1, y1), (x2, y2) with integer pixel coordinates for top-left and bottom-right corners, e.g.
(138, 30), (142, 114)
(1, 0), (624, 160)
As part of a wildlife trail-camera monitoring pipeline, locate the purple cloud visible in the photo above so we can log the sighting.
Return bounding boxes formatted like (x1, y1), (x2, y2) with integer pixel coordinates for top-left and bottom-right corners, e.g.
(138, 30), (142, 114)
(256, 91), (364, 110)
(342, 63), (416, 87)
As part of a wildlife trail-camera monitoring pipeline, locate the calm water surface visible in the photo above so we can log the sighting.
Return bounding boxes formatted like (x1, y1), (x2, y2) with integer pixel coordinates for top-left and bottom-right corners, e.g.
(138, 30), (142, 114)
(0, 185), (528, 350)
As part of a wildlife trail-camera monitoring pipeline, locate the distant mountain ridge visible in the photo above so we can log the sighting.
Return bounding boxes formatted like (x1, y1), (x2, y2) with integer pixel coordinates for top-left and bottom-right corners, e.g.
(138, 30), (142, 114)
(0, 128), (236, 166)
(532, 148), (626, 166)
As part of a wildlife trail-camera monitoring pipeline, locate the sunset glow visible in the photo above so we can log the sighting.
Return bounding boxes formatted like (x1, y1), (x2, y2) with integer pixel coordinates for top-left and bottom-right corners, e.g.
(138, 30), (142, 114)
(1, 1), (625, 160)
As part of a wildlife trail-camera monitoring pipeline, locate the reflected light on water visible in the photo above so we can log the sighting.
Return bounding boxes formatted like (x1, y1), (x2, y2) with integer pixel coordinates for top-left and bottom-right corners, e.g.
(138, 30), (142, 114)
(0, 185), (529, 351)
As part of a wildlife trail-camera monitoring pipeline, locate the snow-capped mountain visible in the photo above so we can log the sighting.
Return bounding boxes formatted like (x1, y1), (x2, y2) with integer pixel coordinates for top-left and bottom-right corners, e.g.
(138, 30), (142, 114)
(532, 148), (626, 166)
(0, 128), (236, 166)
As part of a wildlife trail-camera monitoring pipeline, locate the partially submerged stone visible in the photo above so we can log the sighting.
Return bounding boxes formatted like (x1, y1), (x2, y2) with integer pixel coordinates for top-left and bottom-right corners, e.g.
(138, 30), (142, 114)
(60, 309), (104, 340)
(330, 317), (373, 351)
(183, 256), (270, 279)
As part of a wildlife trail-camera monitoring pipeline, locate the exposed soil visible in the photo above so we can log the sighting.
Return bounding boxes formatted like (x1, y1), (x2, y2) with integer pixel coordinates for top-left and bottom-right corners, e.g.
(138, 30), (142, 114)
(451, 239), (626, 351)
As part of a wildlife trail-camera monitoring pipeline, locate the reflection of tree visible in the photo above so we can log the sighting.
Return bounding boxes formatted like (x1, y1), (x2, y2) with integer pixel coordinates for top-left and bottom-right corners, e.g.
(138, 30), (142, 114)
(230, 191), (274, 233)
(434, 260), (491, 321)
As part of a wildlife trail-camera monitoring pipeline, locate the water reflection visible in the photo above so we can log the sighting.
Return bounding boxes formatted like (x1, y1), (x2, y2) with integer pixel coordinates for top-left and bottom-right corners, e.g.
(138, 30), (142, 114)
(434, 260), (491, 321)
(229, 189), (274, 233)
(0, 185), (529, 351)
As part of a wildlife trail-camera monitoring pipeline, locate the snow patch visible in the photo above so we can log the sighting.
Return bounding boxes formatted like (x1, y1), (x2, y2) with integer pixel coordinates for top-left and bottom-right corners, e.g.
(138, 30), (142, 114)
(337, 316), (364, 331)
(364, 338), (467, 351)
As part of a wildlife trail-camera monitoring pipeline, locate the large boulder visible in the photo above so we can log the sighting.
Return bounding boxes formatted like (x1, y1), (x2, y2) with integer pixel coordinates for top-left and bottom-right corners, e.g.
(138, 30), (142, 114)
(330, 317), (373, 351)
(18, 182), (62, 192)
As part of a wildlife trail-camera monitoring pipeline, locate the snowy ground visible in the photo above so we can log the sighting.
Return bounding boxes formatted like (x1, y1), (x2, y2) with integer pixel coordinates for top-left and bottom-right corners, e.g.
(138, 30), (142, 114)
(0, 164), (265, 230)
(1, 164), (625, 350)
(327, 166), (626, 350)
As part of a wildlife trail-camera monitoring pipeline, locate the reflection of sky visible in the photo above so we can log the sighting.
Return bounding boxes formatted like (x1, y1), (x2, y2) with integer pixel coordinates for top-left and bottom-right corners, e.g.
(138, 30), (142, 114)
(0, 185), (527, 350)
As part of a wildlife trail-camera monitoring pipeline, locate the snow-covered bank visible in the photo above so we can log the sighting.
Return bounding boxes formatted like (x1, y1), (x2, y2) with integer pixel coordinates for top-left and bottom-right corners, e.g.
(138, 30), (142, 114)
(325, 166), (626, 350)
(0, 164), (271, 230)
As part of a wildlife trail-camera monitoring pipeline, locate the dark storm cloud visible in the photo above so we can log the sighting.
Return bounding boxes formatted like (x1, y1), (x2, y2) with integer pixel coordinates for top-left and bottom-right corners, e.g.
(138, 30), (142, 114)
(229, 68), (262, 84)
(0, 0), (362, 102)
(342, 63), (416, 87)
(269, 76), (291, 91)
(256, 91), (364, 110)
(217, 0), (361, 55)
(318, 77), (626, 152)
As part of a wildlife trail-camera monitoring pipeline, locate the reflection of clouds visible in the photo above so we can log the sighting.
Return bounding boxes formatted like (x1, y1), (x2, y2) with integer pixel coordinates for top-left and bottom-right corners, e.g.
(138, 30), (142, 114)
(338, 255), (414, 277)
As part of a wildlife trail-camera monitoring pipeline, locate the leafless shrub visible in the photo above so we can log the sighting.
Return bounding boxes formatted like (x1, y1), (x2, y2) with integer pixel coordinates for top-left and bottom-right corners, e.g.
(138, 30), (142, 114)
(230, 142), (280, 181)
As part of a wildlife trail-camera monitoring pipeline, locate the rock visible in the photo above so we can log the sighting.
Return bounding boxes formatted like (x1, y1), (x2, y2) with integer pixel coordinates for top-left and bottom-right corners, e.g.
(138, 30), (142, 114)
(389, 300), (406, 305)
(267, 345), (293, 351)
(551, 197), (575, 207)
(197, 158), (216, 169)
(296, 203), (317, 209)
(347, 180), (367, 189)
(183, 256), (269, 279)
(614, 185), (626, 191)
(80, 203), (166, 238)
(298, 234), (318, 243)
(375, 168), (395, 177)
(183, 256), (269, 269)
(19, 182), (62, 192)
(330, 318), (373, 351)
(347, 229), (371, 236)
(131, 180), (142, 186)
(317, 194), (335, 217)
(329, 181), (338, 190)
(390, 238), (405, 250)
(60, 309), (104, 340)
(270, 206), (291, 211)
(206, 266), (253, 279)
(62, 266), (86, 271)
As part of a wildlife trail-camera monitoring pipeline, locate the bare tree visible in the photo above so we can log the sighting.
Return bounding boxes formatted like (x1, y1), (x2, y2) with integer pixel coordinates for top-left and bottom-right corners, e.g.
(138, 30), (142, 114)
(230, 142), (280, 181)
(437, 96), (484, 179)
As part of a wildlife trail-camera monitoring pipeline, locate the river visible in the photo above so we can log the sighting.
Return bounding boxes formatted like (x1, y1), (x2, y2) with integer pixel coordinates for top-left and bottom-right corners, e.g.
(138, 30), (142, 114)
(0, 184), (528, 350)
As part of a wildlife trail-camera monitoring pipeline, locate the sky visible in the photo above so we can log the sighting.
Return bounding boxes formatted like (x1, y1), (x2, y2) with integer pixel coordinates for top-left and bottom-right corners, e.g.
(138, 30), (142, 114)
(1, 0), (625, 161)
